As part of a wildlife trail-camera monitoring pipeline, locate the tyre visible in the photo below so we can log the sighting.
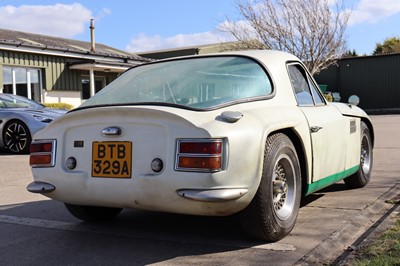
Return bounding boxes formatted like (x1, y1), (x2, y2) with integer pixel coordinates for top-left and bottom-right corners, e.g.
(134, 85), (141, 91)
(65, 203), (122, 222)
(3, 120), (31, 154)
(344, 121), (373, 188)
(239, 133), (301, 241)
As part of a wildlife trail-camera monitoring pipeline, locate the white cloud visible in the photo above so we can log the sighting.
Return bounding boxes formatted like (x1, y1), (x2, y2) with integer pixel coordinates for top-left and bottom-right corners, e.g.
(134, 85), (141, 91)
(0, 3), (92, 38)
(349, 0), (400, 25)
(96, 7), (111, 21)
(126, 30), (233, 52)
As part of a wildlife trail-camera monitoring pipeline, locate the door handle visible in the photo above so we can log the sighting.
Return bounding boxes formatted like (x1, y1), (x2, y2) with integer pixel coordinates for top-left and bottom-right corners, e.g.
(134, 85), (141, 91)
(310, 126), (323, 133)
(102, 127), (122, 136)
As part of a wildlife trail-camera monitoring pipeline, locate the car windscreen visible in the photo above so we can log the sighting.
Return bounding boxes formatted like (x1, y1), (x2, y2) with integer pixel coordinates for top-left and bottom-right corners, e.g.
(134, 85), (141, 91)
(0, 94), (44, 109)
(80, 56), (273, 109)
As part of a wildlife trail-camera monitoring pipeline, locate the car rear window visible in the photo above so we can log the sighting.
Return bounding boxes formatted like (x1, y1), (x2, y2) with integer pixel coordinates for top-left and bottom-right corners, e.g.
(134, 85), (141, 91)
(80, 56), (273, 109)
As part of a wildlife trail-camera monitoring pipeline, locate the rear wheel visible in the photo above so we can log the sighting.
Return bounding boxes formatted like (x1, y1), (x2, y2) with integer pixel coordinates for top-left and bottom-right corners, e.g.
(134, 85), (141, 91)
(65, 203), (122, 222)
(3, 120), (31, 154)
(344, 121), (373, 188)
(239, 133), (301, 241)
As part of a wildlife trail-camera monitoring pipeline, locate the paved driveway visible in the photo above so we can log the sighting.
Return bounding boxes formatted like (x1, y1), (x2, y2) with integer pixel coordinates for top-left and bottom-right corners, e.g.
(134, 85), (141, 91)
(0, 115), (399, 265)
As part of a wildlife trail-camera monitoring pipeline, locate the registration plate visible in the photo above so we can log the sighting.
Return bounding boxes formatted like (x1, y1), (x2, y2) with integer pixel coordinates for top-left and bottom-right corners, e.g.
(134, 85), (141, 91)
(92, 141), (132, 178)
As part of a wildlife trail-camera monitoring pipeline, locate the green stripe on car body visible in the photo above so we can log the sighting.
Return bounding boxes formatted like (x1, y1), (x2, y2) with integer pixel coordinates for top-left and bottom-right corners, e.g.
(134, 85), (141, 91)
(305, 165), (359, 195)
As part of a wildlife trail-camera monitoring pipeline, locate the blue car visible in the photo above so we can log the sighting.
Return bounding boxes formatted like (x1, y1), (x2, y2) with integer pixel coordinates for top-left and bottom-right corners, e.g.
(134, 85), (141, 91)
(0, 93), (67, 154)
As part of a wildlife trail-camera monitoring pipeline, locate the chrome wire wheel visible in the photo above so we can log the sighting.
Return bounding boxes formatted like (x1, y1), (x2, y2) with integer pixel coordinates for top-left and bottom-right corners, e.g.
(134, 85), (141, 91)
(361, 132), (372, 175)
(4, 121), (30, 154)
(272, 154), (296, 220)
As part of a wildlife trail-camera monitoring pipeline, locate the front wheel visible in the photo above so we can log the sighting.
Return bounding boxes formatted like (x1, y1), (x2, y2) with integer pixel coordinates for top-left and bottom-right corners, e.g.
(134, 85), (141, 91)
(65, 203), (122, 222)
(239, 133), (301, 241)
(344, 121), (373, 188)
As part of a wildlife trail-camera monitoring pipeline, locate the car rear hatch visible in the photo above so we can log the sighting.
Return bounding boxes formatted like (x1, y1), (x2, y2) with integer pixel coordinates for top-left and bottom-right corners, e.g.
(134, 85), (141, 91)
(53, 106), (214, 177)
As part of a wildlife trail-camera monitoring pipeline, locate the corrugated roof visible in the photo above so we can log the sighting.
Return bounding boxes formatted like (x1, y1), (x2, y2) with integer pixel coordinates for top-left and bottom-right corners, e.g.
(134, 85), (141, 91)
(0, 28), (148, 62)
(340, 51), (400, 60)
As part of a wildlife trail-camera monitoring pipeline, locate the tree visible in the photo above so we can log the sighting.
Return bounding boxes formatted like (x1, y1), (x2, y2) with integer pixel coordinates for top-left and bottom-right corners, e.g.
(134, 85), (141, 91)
(220, 0), (350, 75)
(342, 49), (358, 57)
(373, 37), (400, 55)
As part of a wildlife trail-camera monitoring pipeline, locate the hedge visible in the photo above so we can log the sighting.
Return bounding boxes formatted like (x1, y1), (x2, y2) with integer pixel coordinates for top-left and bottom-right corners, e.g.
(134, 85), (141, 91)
(43, 102), (75, 110)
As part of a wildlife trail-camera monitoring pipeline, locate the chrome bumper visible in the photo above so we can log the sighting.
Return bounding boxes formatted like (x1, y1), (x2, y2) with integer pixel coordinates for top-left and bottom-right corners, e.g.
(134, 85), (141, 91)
(27, 181), (55, 193)
(176, 188), (248, 202)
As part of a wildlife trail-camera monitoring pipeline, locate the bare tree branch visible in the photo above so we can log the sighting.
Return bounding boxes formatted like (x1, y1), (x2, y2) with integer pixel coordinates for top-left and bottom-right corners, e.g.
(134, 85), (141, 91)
(220, 0), (350, 75)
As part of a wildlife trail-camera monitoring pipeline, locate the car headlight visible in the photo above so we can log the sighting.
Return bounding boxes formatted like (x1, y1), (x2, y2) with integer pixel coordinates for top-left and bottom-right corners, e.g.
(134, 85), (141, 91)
(33, 115), (53, 123)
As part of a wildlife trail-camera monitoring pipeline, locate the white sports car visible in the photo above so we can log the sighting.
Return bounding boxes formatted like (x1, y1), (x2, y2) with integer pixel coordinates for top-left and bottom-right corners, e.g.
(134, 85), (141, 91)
(27, 50), (374, 241)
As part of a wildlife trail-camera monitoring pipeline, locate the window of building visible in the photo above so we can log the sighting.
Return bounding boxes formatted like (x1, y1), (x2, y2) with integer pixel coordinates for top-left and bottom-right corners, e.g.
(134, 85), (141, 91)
(2, 66), (43, 102)
(81, 76), (106, 100)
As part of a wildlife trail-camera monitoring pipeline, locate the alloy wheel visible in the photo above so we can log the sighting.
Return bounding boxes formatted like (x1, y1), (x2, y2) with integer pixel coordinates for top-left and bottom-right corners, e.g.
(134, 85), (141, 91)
(4, 122), (29, 153)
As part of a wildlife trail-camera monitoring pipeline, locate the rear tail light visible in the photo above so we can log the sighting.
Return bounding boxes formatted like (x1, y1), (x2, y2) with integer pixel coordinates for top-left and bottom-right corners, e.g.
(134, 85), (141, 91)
(175, 139), (225, 172)
(30, 140), (56, 167)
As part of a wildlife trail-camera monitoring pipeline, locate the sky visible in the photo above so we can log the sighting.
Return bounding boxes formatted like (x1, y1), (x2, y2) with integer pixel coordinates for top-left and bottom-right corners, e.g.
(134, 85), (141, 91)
(0, 0), (400, 55)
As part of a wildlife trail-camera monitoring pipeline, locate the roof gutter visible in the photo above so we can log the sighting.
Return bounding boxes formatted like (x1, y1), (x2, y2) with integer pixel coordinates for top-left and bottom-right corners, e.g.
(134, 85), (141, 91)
(69, 63), (129, 73)
(0, 43), (146, 65)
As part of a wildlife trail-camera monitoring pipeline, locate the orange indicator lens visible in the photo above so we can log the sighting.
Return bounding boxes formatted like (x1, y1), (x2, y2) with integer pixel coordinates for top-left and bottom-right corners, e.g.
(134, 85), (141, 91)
(178, 156), (222, 170)
(30, 154), (52, 166)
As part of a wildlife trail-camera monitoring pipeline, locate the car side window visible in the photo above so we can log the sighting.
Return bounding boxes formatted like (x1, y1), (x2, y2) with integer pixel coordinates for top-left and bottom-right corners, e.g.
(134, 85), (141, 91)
(288, 64), (314, 105)
(308, 78), (325, 105)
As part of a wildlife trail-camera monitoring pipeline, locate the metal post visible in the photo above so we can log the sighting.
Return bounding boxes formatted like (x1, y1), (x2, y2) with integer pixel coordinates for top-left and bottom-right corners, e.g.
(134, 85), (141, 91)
(12, 69), (16, 95)
(27, 70), (32, 99)
(89, 68), (95, 97)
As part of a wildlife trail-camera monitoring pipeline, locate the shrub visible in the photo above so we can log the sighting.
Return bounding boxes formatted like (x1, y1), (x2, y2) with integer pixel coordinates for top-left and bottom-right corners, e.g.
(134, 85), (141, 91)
(43, 102), (75, 110)
(324, 93), (333, 102)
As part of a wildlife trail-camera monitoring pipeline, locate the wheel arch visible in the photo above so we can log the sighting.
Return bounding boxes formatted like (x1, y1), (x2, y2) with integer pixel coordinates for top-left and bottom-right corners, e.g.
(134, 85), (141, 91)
(361, 118), (375, 148)
(266, 127), (308, 197)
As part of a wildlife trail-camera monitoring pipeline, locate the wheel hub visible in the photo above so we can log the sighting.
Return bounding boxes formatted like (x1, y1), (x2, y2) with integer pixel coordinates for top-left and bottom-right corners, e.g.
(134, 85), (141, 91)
(273, 164), (287, 212)
(273, 180), (288, 194)
(360, 148), (367, 166)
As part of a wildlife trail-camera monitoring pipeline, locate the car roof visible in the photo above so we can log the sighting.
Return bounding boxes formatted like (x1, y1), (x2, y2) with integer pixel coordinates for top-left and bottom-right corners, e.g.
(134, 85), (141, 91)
(154, 49), (301, 66)
(219, 49), (300, 61)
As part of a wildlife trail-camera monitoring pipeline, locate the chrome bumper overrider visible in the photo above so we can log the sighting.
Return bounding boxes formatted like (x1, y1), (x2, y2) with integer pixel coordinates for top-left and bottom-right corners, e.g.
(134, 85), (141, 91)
(27, 181), (55, 193)
(176, 188), (248, 202)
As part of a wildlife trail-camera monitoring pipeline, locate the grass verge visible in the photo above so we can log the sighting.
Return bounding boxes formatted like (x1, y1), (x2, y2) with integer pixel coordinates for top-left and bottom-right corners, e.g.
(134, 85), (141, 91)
(352, 199), (400, 266)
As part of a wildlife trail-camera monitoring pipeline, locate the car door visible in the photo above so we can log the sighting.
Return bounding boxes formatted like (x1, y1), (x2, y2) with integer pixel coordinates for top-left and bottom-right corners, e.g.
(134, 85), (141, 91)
(288, 63), (346, 182)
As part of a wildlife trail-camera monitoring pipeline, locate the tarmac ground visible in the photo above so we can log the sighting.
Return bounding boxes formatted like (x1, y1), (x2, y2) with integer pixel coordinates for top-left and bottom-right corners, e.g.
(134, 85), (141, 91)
(0, 114), (399, 265)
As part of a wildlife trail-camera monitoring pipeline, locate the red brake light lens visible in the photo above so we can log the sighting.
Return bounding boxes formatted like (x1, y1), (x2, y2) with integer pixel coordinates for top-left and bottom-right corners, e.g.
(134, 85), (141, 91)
(179, 141), (222, 154)
(30, 142), (53, 153)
